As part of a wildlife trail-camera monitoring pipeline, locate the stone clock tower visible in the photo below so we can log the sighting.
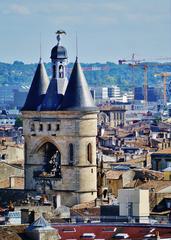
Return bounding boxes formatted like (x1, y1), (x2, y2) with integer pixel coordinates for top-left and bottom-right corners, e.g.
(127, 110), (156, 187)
(22, 31), (98, 206)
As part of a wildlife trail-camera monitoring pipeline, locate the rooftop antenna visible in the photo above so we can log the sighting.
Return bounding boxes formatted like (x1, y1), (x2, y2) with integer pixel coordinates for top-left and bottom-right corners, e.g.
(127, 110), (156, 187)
(39, 32), (42, 61)
(76, 32), (78, 59)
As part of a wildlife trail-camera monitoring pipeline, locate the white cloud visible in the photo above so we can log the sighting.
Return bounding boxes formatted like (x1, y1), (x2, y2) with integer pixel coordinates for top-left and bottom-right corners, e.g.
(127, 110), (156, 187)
(7, 4), (30, 15)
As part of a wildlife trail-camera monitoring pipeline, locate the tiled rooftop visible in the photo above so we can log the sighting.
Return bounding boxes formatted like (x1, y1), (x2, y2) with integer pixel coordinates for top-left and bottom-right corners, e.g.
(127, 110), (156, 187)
(106, 170), (125, 180)
(135, 180), (171, 192)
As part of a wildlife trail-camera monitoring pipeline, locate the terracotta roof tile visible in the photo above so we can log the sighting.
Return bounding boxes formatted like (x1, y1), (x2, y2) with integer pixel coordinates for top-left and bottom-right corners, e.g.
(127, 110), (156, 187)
(72, 201), (96, 210)
(135, 180), (171, 192)
(106, 170), (125, 180)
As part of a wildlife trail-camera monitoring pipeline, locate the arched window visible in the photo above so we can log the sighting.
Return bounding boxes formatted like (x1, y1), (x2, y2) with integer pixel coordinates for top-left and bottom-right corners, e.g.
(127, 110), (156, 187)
(69, 144), (74, 165)
(59, 65), (64, 78)
(36, 142), (62, 179)
(87, 143), (92, 164)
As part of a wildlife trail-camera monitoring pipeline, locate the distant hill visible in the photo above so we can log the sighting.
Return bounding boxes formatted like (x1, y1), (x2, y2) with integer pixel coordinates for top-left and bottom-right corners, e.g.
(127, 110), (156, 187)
(0, 60), (171, 91)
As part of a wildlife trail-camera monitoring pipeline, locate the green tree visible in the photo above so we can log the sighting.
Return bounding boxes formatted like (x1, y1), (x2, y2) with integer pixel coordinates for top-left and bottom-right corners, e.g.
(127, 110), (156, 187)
(15, 116), (23, 128)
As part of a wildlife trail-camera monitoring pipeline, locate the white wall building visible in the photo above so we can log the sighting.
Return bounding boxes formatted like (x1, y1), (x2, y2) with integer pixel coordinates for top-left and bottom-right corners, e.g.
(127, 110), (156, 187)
(94, 87), (108, 99)
(118, 189), (149, 223)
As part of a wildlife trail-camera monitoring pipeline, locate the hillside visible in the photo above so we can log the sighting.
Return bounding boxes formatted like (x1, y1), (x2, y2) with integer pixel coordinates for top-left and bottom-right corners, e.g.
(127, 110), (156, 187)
(0, 60), (171, 91)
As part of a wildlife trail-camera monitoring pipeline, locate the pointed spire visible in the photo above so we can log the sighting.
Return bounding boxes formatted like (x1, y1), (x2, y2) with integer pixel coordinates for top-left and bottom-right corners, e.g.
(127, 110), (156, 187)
(22, 59), (49, 111)
(60, 58), (97, 111)
(40, 78), (63, 111)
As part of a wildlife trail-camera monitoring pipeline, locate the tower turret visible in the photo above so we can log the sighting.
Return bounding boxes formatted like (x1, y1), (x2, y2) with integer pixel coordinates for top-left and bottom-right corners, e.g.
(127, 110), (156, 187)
(40, 30), (68, 110)
(50, 30), (68, 95)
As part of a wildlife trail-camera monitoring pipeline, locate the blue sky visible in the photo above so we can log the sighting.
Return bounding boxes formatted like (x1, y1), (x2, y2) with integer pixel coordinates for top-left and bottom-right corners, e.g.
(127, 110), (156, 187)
(0, 0), (170, 63)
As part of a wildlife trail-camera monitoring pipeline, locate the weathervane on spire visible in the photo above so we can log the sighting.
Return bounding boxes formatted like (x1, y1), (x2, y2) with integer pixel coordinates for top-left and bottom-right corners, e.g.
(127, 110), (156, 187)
(56, 30), (66, 45)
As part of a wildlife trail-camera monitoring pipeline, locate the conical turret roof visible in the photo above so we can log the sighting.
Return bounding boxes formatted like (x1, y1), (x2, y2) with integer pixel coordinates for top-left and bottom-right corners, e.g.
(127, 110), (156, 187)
(60, 58), (97, 111)
(22, 59), (49, 111)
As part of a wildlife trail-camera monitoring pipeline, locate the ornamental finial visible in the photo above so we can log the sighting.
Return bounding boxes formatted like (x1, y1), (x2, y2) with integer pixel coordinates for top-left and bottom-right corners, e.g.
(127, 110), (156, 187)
(55, 30), (66, 44)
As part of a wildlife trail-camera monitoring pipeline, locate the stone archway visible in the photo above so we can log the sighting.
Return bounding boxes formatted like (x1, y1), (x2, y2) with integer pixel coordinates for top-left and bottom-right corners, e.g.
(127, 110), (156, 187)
(30, 137), (62, 155)
(36, 142), (62, 179)
(98, 112), (109, 126)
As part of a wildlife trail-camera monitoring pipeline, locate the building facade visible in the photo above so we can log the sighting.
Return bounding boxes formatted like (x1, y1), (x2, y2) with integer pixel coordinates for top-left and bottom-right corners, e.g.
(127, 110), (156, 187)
(93, 87), (108, 100)
(98, 106), (126, 127)
(134, 87), (161, 102)
(108, 85), (121, 99)
(151, 148), (171, 171)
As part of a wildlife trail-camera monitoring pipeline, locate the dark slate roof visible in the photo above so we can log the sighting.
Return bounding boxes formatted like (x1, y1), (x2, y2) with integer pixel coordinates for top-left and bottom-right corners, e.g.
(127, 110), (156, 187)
(40, 78), (63, 111)
(150, 125), (160, 132)
(1, 109), (8, 115)
(51, 44), (67, 60)
(22, 59), (49, 111)
(60, 58), (97, 111)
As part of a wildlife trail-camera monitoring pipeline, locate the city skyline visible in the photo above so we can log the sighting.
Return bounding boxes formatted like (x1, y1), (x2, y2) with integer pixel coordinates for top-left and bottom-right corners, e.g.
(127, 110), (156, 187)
(0, 0), (170, 63)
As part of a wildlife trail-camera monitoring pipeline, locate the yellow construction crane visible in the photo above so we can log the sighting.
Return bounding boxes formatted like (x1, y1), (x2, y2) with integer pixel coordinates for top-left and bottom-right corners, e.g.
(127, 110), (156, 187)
(118, 54), (149, 109)
(119, 54), (171, 109)
(154, 72), (171, 105)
